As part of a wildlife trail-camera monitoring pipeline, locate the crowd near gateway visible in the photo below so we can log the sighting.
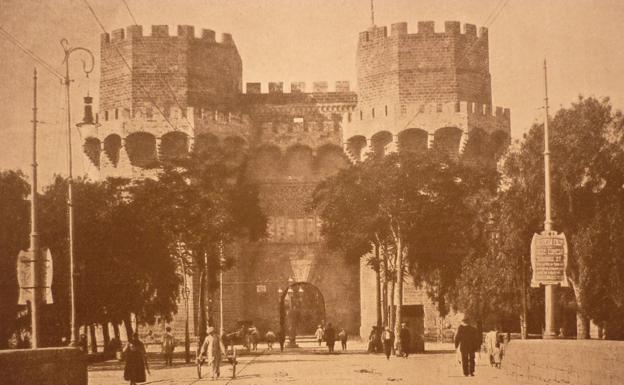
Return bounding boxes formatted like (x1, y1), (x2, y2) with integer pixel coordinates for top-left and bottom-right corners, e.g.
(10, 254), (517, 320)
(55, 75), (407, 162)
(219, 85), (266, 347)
(2, 1), (624, 385)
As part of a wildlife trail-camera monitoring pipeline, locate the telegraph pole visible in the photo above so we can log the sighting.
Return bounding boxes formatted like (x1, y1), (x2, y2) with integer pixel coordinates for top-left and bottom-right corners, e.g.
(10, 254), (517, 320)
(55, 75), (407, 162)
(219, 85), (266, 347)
(61, 39), (94, 345)
(29, 68), (42, 348)
(542, 60), (557, 339)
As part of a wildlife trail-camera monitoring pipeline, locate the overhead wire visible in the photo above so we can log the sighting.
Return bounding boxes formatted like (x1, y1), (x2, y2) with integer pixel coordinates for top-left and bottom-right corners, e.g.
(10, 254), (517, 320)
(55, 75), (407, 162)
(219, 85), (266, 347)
(81, 0), (178, 132)
(401, 0), (512, 133)
(118, 0), (198, 135)
(0, 27), (64, 80)
(117, 0), (213, 131)
(50, 83), (68, 179)
(120, 0), (139, 26)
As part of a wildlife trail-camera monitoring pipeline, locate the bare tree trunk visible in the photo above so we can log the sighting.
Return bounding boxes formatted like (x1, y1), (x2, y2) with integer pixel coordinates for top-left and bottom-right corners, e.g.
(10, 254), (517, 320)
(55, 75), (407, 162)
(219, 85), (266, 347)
(394, 228), (404, 355)
(576, 312), (590, 339)
(520, 259), (528, 340)
(89, 324), (98, 353)
(123, 315), (134, 340)
(101, 322), (110, 349)
(569, 278), (589, 339)
(381, 245), (389, 327)
(112, 322), (120, 340)
(198, 269), (207, 346)
(389, 278), (395, 331)
(374, 243), (382, 328)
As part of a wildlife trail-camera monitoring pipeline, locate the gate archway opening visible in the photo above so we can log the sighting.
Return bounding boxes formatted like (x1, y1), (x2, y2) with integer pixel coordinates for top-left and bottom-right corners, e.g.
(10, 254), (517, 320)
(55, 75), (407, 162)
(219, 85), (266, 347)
(279, 282), (326, 337)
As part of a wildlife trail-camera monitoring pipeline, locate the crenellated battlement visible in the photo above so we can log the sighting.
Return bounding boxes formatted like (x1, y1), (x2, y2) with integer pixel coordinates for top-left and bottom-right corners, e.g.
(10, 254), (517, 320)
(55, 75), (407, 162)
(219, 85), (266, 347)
(357, 20), (492, 108)
(244, 81), (352, 94)
(354, 101), (509, 120)
(100, 24), (242, 114)
(358, 21), (488, 43)
(95, 105), (249, 126)
(101, 24), (236, 46)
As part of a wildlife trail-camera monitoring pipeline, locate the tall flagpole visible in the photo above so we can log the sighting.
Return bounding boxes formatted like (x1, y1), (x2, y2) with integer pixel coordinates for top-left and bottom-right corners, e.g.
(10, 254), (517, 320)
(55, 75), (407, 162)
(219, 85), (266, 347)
(542, 59), (557, 339)
(370, 0), (375, 26)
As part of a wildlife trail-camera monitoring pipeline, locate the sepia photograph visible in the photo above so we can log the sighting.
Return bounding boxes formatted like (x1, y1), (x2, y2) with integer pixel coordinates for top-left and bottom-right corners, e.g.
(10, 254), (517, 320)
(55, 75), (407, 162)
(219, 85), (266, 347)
(1, 0), (624, 384)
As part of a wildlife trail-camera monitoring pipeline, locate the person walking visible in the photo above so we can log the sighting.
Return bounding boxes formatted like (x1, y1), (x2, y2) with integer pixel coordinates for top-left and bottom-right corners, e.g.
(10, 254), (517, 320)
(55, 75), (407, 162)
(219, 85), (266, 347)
(106, 336), (122, 360)
(124, 333), (149, 385)
(382, 326), (394, 360)
(197, 327), (226, 380)
(399, 323), (411, 358)
(484, 327), (498, 367)
(161, 326), (176, 367)
(454, 317), (481, 377)
(338, 328), (348, 351)
(79, 333), (88, 353)
(248, 325), (259, 351)
(324, 323), (336, 353)
(265, 330), (276, 351)
(367, 326), (378, 353)
(314, 325), (324, 347)
(493, 334), (504, 368)
(277, 329), (286, 352)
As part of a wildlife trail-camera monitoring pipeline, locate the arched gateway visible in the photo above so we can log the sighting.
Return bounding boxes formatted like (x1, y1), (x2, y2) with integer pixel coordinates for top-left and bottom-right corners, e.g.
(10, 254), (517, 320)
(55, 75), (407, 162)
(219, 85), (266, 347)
(279, 282), (326, 338)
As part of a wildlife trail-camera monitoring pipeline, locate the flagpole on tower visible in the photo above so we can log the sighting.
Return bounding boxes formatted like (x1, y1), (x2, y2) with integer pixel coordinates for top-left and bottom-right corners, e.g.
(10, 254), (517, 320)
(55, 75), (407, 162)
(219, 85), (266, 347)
(370, 0), (375, 26)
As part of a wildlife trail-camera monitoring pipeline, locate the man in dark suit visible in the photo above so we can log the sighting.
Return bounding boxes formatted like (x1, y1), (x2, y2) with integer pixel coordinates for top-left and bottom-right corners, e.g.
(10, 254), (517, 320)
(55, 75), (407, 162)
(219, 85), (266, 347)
(454, 317), (481, 376)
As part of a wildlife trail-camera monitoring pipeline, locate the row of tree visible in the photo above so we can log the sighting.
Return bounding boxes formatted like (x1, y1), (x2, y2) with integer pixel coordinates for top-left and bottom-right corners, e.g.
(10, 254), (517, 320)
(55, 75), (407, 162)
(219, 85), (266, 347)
(0, 147), (266, 348)
(312, 96), (624, 343)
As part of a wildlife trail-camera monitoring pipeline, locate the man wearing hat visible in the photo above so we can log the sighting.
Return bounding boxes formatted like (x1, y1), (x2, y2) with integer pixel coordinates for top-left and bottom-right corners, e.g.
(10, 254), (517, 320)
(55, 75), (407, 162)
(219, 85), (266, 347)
(454, 317), (481, 377)
(197, 326), (226, 380)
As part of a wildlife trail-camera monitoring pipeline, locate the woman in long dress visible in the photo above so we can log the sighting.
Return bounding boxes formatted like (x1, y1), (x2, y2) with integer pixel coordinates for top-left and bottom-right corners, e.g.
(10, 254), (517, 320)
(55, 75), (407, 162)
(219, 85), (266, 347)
(124, 333), (149, 385)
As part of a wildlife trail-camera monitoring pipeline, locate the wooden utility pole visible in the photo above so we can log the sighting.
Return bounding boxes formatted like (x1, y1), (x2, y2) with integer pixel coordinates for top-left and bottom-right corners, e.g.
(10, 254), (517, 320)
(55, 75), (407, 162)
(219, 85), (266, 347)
(542, 60), (557, 339)
(29, 68), (42, 348)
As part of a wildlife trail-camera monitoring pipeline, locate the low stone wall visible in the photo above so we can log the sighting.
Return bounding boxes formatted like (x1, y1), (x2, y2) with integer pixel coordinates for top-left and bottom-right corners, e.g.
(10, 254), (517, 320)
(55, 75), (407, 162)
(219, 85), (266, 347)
(0, 347), (86, 385)
(503, 340), (624, 385)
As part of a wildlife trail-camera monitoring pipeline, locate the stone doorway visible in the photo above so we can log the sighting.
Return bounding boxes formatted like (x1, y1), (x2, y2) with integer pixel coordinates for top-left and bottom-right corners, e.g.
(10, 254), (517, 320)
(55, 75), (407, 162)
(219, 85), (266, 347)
(279, 282), (326, 337)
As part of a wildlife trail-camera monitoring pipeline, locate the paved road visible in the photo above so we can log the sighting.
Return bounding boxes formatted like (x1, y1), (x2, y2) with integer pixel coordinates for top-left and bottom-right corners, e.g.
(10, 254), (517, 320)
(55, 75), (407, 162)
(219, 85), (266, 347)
(89, 343), (516, 385)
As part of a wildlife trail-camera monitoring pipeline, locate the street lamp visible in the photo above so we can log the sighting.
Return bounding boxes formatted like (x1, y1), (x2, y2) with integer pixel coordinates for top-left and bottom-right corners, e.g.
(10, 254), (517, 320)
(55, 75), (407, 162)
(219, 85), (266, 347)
(61, 38), (94, 346)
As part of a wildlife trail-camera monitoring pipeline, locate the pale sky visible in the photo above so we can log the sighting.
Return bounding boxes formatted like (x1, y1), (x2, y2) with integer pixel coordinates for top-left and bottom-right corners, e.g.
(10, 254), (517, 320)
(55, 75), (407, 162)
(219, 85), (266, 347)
(1, 0), (623, 185)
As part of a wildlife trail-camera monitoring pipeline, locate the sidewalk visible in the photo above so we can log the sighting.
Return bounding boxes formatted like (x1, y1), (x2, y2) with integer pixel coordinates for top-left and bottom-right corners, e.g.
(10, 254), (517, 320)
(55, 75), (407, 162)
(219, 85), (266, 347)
(89, 343), (516, 384)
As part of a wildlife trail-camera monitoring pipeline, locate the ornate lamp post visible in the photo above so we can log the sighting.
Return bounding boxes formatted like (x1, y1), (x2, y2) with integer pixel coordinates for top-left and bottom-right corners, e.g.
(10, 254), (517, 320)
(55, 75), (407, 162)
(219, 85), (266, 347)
(61, 38), (94, 346)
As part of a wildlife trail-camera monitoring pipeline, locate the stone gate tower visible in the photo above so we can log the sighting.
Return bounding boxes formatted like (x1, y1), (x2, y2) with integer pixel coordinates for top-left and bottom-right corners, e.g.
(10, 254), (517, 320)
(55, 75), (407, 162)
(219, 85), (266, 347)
(346, 21), (510, 341)
(80, 19), (510, 342)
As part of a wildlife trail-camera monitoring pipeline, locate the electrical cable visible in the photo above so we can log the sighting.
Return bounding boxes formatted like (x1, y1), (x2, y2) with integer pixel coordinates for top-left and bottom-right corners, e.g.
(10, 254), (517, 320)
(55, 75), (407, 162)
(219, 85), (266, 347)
(117, 0), (206, 131)
(81, 0), (178, 132)
(402, 0), (513, 133)
(0, 27), (64, 80)
(120, 0), (139, 26)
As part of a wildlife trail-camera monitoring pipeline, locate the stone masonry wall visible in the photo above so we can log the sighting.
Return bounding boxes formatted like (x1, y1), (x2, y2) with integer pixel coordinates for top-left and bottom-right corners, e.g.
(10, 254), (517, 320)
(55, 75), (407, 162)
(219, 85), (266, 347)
(0, 348), (87, 385)
(100, 25), (241, 116)
(503, 340), (624, 385)
(357, 21), (491, 113)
